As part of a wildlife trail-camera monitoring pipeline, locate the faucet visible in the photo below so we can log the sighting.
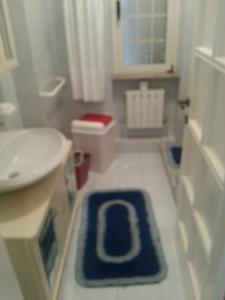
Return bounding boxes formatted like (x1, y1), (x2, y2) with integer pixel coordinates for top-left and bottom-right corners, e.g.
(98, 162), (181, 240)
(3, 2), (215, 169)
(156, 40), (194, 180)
(0, 116), (4, 126)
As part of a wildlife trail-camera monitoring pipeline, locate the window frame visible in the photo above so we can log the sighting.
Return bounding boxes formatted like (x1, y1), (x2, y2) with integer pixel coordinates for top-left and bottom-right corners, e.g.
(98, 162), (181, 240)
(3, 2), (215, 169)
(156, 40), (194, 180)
(112, 0), (180, 76)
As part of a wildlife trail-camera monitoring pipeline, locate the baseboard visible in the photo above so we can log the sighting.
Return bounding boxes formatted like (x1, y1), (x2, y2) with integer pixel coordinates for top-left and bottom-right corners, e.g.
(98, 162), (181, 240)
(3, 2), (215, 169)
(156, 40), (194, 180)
(115, 137), (164, 153)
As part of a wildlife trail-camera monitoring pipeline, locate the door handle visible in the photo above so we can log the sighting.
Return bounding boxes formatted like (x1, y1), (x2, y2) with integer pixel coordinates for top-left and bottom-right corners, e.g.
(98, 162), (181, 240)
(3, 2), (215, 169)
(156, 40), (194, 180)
(116, 0), (121, 22)
(177, 98), (190, 107)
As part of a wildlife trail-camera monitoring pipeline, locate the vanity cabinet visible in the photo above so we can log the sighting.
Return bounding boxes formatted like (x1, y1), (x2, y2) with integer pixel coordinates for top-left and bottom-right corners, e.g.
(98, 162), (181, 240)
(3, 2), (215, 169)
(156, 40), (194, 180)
(0, 141), (77, 300)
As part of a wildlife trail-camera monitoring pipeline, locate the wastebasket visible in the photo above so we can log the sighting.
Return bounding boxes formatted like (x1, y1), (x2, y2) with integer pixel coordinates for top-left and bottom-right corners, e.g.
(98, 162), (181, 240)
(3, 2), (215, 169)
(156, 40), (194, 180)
(73, 151), (91, 190)
(71, 114), (116, 173)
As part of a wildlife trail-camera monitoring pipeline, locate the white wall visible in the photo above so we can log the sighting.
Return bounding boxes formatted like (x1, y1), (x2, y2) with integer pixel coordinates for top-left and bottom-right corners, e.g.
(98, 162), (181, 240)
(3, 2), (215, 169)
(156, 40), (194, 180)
(0, 73), (23, 131)
(23, 0), (59, 92)
(7, 0), (47, 128)
(177, 0), (196, 100)
(6, 0), (83, 137)
(0, 238), (24, 300)
(3, 0), (196, 141)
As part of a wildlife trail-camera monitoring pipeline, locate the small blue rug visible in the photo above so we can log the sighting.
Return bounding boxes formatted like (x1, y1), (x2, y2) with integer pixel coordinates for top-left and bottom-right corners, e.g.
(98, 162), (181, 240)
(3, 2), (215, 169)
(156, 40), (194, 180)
(75, 190), (167, 287)
(168, 146), (182, 168)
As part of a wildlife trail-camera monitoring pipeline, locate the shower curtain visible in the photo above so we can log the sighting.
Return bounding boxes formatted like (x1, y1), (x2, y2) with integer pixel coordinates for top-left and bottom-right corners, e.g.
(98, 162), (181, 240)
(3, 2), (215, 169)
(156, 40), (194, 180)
(63, 0), (112, 103)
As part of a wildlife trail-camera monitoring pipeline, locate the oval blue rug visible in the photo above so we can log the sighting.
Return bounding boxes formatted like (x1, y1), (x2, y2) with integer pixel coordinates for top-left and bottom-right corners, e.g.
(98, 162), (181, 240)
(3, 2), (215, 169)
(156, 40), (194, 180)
(76, 190), (167, 287)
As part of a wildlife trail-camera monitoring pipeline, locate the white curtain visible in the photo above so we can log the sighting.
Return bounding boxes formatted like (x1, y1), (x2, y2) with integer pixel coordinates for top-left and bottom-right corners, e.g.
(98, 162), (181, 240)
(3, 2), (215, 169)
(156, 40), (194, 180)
(63, 0), (112, 103)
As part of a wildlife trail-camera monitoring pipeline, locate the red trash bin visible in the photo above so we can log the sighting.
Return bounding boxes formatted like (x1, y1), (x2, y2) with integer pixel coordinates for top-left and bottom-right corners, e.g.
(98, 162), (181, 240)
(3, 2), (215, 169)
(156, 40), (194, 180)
(74, 153), (91, 190)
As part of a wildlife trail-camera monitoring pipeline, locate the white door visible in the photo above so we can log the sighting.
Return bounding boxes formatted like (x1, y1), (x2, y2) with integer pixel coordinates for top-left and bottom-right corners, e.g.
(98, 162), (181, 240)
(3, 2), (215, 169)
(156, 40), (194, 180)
(177, 0), (225, 300)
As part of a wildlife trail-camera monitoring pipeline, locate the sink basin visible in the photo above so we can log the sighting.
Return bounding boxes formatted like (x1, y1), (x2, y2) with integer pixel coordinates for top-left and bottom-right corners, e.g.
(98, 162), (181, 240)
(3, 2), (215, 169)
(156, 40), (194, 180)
(0, 128), (66, 192)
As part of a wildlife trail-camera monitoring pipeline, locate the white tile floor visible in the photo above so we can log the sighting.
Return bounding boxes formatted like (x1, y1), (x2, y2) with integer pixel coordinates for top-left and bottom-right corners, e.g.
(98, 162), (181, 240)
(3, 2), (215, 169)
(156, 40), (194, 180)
(58, 152), (186, 300)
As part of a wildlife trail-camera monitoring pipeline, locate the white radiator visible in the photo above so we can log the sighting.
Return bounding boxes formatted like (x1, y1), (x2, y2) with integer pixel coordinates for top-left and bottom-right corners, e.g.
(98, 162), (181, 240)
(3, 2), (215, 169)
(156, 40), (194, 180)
(126, 85), (165, 129)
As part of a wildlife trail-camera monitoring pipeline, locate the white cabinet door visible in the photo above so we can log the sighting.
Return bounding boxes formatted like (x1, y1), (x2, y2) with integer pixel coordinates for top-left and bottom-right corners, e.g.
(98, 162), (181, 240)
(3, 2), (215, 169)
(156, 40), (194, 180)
(51, 177), (70, 255)
(0, 238), (24, 300)
(177, 1), (225, 300)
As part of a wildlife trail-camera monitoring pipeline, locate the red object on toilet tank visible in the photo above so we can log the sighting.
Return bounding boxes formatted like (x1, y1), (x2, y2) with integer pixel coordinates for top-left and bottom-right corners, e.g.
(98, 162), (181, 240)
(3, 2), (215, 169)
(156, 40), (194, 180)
(75, 153), (91, 190)
(79, 113), (113, 127)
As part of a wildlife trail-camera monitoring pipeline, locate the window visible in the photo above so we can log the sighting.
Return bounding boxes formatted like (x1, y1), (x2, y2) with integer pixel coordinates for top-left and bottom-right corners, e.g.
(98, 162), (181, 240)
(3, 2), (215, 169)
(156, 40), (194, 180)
(0, 0), (17, 75)
(112, 0), (179, 76)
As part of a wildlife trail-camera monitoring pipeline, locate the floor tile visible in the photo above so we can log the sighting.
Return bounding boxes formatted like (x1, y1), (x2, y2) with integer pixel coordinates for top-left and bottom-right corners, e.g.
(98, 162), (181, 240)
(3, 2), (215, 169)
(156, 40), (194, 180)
(140, 152), (164, 167)
(152, 203), (177, 230)
(159, 265), (186, 300)
(161, 236), (179, 265)
(58, 265), (117, 300)
(64, 216), (81, 266)
(117, 284), (161, 300)
(144, 183), (175, 205)
(58, 150), (186, 300)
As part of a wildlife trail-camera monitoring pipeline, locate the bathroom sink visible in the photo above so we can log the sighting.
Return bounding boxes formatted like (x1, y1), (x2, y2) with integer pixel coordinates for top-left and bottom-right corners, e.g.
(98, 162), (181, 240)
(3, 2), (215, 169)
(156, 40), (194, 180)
(0, 128), (66, 193)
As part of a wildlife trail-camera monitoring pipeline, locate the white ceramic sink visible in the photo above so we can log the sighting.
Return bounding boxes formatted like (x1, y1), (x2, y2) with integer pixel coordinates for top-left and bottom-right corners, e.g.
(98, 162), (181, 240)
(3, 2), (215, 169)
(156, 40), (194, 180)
(0, 128), (66, 192)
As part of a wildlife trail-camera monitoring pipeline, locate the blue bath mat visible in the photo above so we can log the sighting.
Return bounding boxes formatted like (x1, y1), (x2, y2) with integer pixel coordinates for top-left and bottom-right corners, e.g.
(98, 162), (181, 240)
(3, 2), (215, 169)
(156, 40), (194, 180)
(75, 190), (167, 287)
(168, 146), (182, 168)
